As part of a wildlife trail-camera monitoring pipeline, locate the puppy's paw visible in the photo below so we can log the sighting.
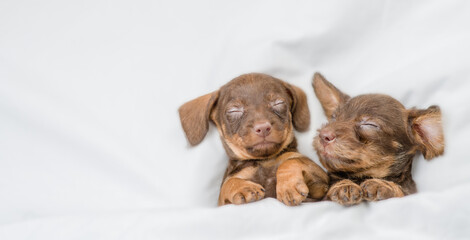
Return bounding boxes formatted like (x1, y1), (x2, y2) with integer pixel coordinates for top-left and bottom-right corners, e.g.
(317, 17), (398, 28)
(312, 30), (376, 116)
(218, 178), (265, 206)
(360, 179), (404, 201)
(276, 176), (309, 206)
(327, 180), (362, 206)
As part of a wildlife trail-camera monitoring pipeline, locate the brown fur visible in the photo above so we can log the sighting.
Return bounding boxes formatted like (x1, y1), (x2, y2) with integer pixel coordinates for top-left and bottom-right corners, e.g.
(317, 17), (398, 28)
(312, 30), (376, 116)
(179, 73), (329, 206)
(312, 73), (445, 205)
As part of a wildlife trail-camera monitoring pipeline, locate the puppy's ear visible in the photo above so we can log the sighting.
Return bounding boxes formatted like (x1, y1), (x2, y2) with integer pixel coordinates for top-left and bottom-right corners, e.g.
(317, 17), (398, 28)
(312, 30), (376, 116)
(312, 73), (350, 120)
(179, 91), (219, 146)
(408, 105), (445, 160)
(283, 82), (310, 132)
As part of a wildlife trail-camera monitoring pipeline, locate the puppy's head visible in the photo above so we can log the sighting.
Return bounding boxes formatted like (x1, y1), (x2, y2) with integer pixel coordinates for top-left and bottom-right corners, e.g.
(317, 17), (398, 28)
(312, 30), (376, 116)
(312, 73), (444, 177)
(179, 73), (310, 160)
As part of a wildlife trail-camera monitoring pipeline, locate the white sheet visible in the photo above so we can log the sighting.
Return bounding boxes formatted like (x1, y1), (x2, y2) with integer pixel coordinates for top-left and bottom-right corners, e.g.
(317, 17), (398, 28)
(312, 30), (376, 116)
(1, 0), (470, 239)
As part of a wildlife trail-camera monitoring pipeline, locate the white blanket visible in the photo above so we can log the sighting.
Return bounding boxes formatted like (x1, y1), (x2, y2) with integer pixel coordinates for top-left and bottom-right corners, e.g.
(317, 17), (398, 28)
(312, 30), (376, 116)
(1, 0), (470, 239)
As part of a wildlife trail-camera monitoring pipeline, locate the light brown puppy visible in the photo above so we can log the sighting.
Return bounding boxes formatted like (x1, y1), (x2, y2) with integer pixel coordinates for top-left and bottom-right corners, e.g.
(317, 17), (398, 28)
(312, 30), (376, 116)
(312, 73), (445, 206)
(179, 73), (328, 206)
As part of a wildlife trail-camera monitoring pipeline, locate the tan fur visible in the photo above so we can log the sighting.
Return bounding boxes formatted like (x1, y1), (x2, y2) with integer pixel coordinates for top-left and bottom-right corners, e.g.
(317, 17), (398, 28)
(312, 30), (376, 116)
(352, 157), (393, 178)
(276, 156), (329, 205)
(276, 159), (309, 206)
(276, 152), (305, 162)
(218, 167), (265, 206)
(360, 179), (404, 201)
(326, 179), (362, 206)
(224, 135), (257, 160)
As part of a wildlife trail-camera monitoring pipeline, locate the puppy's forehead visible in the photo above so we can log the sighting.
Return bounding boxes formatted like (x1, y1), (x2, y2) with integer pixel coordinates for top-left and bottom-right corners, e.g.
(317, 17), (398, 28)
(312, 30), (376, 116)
(220, 74), (287, 104)
(342, 94), (406, 120)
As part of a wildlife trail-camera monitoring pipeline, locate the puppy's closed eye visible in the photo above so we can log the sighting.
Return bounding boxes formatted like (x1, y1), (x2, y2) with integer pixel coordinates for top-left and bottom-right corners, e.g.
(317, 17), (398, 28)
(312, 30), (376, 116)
(356, 121), (381, 143)
(227, 107), (244, 121)
(272, 99), (287, 117)
(359, 121), (379, 130)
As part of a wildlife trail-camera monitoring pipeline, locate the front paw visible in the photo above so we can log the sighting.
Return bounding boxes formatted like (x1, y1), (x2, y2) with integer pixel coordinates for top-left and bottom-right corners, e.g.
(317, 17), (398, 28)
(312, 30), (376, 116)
(276, 176), (309, 206)
(360, 179), (404, 201)
(327, 180), (362, 206)
(218, 178), (265, 206)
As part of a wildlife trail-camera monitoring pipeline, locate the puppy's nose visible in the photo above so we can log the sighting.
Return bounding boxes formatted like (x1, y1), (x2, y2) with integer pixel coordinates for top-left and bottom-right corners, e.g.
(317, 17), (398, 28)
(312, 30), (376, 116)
(254, 122), (272, 137)
(320, 129), (336, 145)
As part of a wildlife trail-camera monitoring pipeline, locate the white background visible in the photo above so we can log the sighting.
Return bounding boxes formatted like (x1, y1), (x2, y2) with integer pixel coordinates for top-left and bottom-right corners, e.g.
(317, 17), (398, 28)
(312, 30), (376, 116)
(1, 0), (470, 239)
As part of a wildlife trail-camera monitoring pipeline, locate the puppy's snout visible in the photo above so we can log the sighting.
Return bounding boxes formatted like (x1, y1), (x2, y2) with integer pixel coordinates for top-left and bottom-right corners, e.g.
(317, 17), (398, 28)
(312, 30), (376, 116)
(253, 122), (272, 137)
(320, 129), (336, 146)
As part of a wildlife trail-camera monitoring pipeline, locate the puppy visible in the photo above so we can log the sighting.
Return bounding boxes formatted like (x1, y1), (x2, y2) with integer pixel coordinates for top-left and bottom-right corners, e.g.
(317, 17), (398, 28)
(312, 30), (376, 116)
(312, 73), (444, 206)
(179, 73), (329, 206)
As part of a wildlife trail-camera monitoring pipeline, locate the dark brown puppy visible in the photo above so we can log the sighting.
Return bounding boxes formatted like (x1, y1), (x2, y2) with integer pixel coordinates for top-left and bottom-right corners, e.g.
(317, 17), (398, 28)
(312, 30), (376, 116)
(179, 73), (328, 206)
(312, 73), (445, 206)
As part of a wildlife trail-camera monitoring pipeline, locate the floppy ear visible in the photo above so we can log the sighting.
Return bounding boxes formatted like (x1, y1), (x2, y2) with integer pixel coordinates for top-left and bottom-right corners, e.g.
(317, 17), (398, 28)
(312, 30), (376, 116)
(408, 105), (445, 160)
(283, 82), (310, 132)
(178, 91), (219, 146)
(312, 73), (350, 120)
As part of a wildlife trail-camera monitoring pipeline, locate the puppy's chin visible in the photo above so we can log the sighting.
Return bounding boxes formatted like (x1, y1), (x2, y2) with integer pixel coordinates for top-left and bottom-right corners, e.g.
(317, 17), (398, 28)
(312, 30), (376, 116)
(246, 141), (282, 158)
(318, 154), (354, 172)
